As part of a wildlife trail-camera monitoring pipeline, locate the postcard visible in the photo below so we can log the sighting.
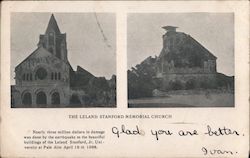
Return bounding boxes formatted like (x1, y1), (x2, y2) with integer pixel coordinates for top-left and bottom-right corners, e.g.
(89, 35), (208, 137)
(1, 1), (249, 158)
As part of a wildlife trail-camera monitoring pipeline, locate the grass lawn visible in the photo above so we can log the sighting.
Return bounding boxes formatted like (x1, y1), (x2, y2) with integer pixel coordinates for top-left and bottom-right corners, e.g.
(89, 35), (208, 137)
(128, 93), (234, 108)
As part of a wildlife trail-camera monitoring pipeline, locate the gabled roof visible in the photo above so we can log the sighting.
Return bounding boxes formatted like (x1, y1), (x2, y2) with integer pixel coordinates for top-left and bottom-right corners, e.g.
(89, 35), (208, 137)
(76, 66), (94, 77)
(158, 31), (217, 68)
(15, 46), (59, 70)
(159, 31), (217, 60)
(45, 14), (61, 34)
(188, 35), (217, 60)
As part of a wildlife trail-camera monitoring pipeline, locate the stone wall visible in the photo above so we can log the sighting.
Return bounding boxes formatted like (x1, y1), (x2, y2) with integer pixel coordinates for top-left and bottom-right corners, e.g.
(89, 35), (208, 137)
(161, 73), (217, 90)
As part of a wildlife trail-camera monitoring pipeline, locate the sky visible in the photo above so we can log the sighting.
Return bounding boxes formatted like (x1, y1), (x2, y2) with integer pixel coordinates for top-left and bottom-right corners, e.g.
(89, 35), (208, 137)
(11, 13), (116, 84)
(127, 13), (234, 76)
(11, 13), (234, 85)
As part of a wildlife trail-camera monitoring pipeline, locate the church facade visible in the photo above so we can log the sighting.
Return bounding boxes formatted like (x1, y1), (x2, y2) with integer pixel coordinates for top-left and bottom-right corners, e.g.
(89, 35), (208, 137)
(11, 14), (116, 108)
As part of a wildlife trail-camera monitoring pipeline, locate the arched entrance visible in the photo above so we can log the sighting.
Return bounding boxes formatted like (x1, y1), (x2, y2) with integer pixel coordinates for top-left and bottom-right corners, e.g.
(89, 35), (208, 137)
(22, 92), (32, 106)
(51, 92), (60, 105)
(36, 91), (47, 105)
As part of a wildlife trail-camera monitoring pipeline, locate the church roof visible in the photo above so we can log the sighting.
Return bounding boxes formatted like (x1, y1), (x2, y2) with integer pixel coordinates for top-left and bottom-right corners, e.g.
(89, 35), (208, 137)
(16, 14), (72, 71)
(45, 14), (61, 34)
(15, 46), (66, 70)
(159, 31), (217, 68)
(189, 35), (217, 59)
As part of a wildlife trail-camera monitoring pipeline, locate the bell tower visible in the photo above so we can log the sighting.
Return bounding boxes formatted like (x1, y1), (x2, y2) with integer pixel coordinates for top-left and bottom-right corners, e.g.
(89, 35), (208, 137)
(37, 14), (68, 61)
(162, 26), (178, 51)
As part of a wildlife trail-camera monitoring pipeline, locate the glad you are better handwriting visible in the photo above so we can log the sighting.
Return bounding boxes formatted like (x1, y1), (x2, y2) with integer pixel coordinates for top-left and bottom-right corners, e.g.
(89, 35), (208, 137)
(111, 125), (241, 140)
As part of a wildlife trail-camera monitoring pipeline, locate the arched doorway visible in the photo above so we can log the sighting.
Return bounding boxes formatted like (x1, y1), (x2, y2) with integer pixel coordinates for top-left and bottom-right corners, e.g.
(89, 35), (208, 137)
(22, 92), (32, 106)
(70, 94), (81, 105)
(51, 92), (60, 105)
(36, 91), (47, 105)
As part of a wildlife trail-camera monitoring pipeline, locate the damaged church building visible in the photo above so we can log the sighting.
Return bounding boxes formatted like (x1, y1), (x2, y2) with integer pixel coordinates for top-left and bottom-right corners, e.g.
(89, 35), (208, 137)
(11, 14), (116, 108)
(128, 26), (234, 99)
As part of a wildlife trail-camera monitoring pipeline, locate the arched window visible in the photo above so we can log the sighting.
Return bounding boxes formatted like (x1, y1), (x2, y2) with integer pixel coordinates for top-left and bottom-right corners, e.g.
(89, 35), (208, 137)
(56, 51), (61, 59)
(36, 91), (47, 105)
(22, 92), (32, 105)
(35, 67), (47, 80)
(30, 73), (32, 81)
(51, 72), (54, 80)
(26, 74), (29, 81)
(49, 32), (54, 45)
(51, 92), (60, 105)
(22, 74), (25, 81)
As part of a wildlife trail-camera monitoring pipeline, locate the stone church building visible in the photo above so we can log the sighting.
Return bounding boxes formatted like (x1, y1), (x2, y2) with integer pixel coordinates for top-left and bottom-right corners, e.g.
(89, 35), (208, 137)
(11, 14), (116, 108)
(155, 26), (217, 89)
(128, 25), (233, 99)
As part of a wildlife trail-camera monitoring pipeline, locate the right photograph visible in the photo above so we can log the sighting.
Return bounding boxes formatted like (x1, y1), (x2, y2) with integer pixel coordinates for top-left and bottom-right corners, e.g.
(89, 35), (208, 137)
(127, 13), (234, 108)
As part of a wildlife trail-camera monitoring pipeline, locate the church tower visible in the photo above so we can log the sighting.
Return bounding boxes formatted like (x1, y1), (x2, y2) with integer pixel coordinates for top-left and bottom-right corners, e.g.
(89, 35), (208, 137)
(37, 14), (68, 61)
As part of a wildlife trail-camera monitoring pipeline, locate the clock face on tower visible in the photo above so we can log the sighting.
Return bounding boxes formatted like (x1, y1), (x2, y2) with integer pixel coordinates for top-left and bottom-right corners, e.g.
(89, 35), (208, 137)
(36, 67), (47, 80)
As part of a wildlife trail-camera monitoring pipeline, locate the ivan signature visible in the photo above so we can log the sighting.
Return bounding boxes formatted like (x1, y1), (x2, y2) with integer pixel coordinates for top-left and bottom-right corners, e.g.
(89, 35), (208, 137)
(201, 146), (236, 155)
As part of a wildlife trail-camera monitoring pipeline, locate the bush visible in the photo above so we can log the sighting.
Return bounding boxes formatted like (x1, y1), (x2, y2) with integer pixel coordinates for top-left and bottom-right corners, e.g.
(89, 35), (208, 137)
(169, 80), (184, 90)
(185, 79), (196, 89)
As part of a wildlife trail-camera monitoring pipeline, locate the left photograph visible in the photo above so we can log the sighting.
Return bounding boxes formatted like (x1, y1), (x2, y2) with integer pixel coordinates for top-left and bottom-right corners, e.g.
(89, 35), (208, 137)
(11, 13), (116, 108)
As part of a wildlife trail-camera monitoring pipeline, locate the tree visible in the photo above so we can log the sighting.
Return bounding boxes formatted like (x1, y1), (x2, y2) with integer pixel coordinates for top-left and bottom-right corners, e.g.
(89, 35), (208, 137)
(186, 79), (196, 89)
